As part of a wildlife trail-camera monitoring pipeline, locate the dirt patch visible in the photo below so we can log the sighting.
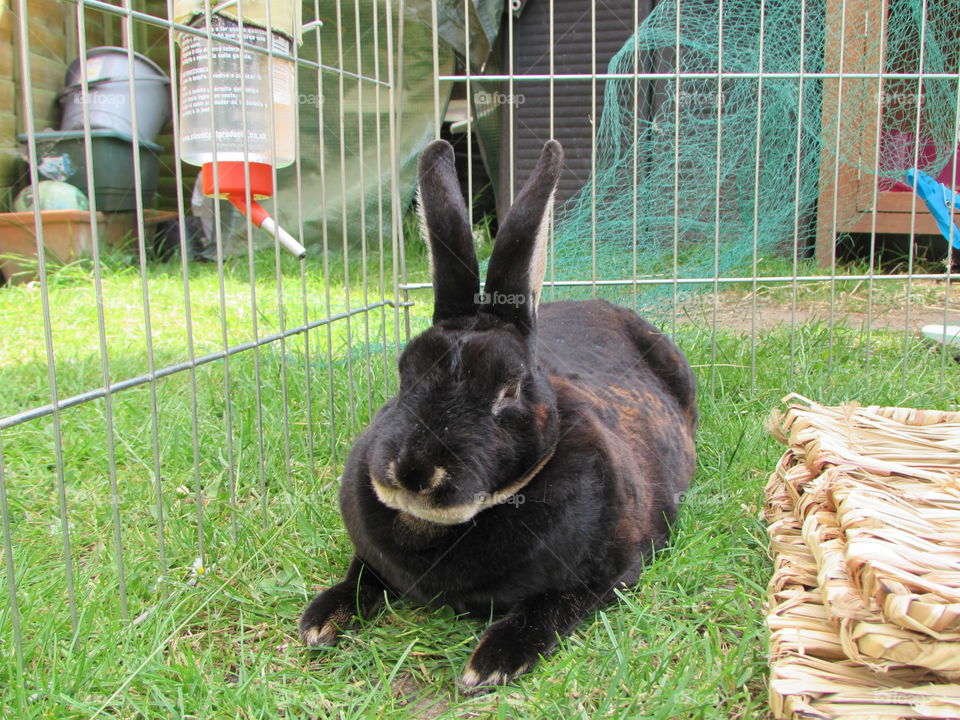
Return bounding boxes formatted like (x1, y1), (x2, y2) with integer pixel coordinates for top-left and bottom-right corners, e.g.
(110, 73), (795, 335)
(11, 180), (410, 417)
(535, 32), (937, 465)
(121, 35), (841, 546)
(390, 672), (452, 719)
(693, 297), (960, 335)
(389, 670), (505, 719)
(678, 280), (960, 336)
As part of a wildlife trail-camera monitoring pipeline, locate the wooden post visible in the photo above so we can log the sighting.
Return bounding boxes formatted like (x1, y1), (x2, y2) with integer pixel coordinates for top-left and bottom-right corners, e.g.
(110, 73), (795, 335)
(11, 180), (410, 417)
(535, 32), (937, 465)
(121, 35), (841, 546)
(815, 0), (887, 267)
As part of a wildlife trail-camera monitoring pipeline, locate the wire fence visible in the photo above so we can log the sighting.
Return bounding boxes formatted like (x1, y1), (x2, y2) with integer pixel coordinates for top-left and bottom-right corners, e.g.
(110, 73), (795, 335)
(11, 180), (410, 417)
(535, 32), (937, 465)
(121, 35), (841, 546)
(1, 0), (411, 676)
(439, 0), (959, 393)
(0, 0), (958, 707)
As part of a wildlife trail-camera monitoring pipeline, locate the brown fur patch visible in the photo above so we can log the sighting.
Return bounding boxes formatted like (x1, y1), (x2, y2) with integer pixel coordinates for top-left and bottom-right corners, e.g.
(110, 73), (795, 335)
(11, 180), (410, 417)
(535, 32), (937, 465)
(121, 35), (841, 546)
(393, 511), (449, 550)
(325, 606), (353, 632)
(397, 511), (442, 534)
(614, 506), (643, 547)
(549, 375), (609, 409)
(533, 403), (549, 427)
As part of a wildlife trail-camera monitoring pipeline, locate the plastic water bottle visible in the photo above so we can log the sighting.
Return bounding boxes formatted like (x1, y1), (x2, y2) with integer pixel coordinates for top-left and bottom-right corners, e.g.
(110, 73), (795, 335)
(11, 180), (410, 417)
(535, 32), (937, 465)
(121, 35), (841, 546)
(177, 13), (296, 168)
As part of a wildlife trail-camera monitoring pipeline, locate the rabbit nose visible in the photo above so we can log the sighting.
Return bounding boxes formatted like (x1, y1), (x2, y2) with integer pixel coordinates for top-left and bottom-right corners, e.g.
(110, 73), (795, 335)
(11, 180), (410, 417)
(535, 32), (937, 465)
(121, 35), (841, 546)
(395, 460), (448, 494)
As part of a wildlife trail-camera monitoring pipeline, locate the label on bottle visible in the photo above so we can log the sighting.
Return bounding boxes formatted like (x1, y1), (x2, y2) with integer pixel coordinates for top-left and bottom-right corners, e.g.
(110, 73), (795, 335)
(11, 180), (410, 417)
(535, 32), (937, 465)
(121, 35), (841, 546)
(177, 13), (295, 166)
(273, 63), (293, 106)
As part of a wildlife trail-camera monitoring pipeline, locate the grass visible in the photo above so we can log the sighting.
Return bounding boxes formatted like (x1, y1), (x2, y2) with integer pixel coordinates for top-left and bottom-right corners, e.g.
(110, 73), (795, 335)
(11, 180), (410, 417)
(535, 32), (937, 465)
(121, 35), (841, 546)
(0, 238), (958, 719)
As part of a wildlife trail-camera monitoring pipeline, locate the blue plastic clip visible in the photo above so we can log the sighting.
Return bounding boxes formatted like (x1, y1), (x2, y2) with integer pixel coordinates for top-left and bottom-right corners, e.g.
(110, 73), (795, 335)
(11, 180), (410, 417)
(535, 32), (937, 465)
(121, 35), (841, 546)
(903, 169), (960, 250)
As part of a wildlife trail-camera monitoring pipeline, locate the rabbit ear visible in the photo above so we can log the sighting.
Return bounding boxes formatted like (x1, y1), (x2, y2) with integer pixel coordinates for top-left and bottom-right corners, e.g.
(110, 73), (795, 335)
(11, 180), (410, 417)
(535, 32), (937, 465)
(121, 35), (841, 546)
(417, 139), (480, 323)
(483, 140), (563, 335)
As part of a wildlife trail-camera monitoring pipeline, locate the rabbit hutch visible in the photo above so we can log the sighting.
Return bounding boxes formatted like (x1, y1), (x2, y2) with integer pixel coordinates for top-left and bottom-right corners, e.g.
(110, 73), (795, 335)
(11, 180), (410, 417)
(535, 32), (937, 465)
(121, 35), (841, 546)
(814, 0), (960, 265)
(0, 0), (958, 718)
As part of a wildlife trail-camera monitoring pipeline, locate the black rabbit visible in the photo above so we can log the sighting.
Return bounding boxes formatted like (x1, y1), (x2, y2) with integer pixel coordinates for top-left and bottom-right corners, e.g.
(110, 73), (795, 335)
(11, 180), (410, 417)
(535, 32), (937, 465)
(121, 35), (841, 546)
(300, 139), (698, 690)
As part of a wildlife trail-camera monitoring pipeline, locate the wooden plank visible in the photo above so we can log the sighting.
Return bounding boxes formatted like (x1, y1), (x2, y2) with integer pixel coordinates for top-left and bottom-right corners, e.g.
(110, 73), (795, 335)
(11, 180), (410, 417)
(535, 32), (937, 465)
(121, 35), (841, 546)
(848, 210), (943, 236)
(0, 100), (21, 207)
(1, 1), (69, 159)
(1, 53), (69, 95)
(21, 0), (68, 19)
(24, 54), (68, 91)
(816, 0), (888, 266)
(27, 87), (61, 119)
(6, 4), (69, 60)
(0, 15), (64, 79)
(25, 8), (69, 41)
(63, 0), (77, 65)
(876, 190), (939, 213)
(82, 11), (111, 47)
(86, 4), (119, 47)
(814, 0), (956, 243)
(0, 151), (21, 189)
(0, 7), (15, 37)
(154, 178), (181, 211)
(24, 31), (67, 63)
(0, 77), (13, 109)
(0, 5), (67, 45)
(0, 37), (14, 78)
(0, 112), (17, 147)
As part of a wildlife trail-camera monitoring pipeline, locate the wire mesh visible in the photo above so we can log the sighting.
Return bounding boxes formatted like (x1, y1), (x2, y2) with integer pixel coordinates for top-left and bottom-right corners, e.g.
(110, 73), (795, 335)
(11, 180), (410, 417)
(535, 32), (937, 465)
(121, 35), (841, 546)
(432, 0), (959, 389)
(0, 0), (409, 684)
(0, 0), (957, 713)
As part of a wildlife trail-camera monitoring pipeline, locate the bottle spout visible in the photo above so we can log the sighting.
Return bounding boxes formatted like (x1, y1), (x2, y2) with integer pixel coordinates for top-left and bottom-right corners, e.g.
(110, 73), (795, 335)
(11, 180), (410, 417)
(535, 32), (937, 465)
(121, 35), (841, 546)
(227, 194), (307, 259)
(259, 215), (307, 259)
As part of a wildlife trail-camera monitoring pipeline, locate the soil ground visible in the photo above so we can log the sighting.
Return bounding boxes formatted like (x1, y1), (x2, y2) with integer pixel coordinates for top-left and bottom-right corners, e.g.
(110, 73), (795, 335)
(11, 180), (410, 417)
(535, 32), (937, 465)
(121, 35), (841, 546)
(681, 279), (960, 337)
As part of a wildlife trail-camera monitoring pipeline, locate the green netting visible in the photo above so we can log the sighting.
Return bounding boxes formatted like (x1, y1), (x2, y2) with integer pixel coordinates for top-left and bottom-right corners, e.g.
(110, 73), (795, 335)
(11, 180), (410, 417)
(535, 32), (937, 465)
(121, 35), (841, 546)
(550, 0), (960, 303)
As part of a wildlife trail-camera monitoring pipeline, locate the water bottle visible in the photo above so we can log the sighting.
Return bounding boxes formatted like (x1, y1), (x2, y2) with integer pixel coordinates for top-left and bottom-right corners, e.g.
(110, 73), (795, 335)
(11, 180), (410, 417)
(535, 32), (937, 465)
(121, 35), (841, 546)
(177, 13), (295, 168)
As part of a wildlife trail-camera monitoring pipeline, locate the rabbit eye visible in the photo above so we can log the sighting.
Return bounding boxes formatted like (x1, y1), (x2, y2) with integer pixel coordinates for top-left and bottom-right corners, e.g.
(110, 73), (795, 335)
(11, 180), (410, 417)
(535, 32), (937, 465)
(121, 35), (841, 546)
(492, 382), (521, 414)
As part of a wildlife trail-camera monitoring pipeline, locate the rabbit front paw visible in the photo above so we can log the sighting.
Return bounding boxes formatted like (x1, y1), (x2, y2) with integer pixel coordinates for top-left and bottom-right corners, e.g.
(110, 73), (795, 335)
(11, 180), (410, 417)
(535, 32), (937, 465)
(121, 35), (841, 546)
(299, 583), (358, 647)
(299, 556), (385, 647)
(460, 587), (601, 692)
(460, 615), (546, 691)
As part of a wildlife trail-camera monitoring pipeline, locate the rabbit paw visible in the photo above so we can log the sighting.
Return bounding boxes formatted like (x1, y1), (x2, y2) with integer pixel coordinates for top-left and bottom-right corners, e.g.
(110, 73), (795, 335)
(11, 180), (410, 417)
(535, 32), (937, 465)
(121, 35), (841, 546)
(459, 617), (545, 692)
(300, 557), (386, 647)
(299, 584), (357, 647)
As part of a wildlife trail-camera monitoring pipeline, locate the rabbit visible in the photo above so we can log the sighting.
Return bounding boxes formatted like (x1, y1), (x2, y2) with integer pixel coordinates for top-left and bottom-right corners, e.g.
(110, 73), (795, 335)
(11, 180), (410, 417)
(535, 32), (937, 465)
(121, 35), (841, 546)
(299, 138), (698, 691)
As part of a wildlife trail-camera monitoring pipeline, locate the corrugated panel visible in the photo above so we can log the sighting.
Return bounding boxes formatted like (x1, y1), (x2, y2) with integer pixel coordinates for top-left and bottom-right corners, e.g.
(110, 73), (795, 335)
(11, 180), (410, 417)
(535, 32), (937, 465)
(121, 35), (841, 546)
(498, 0), (658, 215)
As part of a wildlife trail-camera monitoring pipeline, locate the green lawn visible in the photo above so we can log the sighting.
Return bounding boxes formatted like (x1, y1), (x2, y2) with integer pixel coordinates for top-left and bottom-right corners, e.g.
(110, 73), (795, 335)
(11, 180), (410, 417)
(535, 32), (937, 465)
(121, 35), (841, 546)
(0, 243), (957, 719)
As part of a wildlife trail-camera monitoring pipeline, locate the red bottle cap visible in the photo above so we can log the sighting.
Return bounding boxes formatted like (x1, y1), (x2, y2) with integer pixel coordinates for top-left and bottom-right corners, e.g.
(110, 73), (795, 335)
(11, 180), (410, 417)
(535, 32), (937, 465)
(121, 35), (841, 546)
(200, 161), (274, 200)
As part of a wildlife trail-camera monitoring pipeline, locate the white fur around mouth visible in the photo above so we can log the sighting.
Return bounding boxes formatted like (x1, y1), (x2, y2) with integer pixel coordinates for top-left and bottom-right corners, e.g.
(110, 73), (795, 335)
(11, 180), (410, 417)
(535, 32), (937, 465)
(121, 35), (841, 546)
(370, 479), (484, 525)
(369, 449), (556, 526)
